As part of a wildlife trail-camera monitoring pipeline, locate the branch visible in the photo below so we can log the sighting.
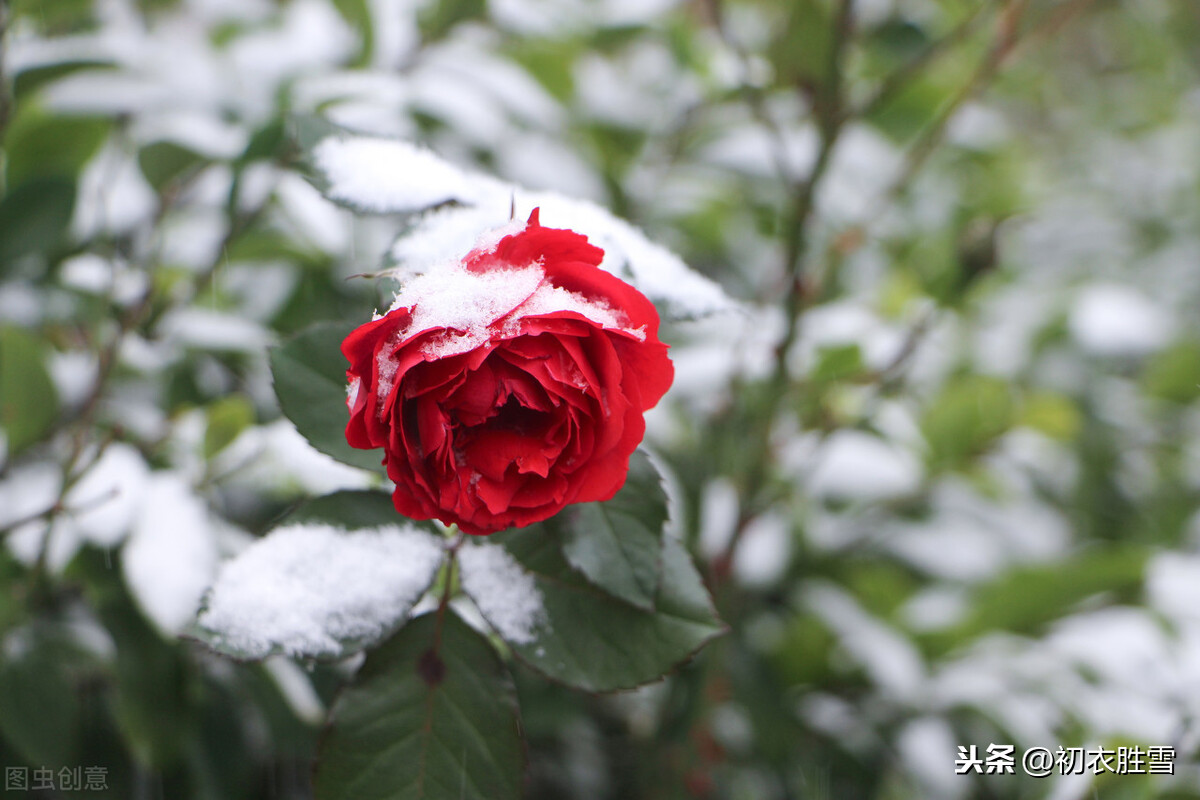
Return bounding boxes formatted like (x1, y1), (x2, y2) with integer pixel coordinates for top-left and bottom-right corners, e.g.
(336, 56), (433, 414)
(870, 0), (1029, 219)
(856, 5), (992, 120)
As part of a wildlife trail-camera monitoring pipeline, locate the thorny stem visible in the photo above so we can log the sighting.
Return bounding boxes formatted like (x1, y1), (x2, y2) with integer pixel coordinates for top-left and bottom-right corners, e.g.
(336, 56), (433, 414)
(711, 0), (856, 579)
(439, 531), (466, 616)
(427, 531), (466, 666)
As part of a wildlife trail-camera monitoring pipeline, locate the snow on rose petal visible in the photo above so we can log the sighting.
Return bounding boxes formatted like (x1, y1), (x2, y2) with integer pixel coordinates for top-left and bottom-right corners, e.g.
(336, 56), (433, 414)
(341, 208), (673, 535)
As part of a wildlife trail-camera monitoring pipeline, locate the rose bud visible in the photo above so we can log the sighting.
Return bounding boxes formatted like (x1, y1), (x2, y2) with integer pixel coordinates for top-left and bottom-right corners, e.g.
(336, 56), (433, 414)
(342, 208), (673, 535)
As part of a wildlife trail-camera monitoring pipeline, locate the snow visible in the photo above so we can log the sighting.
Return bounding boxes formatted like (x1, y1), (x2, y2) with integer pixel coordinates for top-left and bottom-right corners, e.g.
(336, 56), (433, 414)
(60, 254), (113, 295)
(42, 72), (172, 116)
(312, 136), (497, 213)
(123, 473), (219, 636)
(804, 582), (925, 698)
(389, 205), (517, 273)
(419, 41), (564, 130)
(0, 462), (126, 573)
(1069, 283), (1172, 357)
(71, 141), (158, 239)
(382, 249), (642, 362)
(1147, 552), (1200, 621)
(457, 541), (545, 644)
(489, 0), (682, 35)
(197, 522), (443, 658)
(48, 350), (100, 409)
(156, 308), (274, 352)
(0, 461), (61, 534)
(364, 0), (422, 68)
(790, 301), (905, 373)
(0, 283), (43, 326)
(226, 0), (356, 121)
(217, 420), (379, 496)
(157, 208), (229, 272)
(311, 132), (732, 318)
(131, 111), (249, 159)
(804, 430), (921, 502)
(731, 511), (791, 588)
(275, 173), (351, 254)
(896, 718), (964, 800)
(62, 443), (149, 548)
(899, 587), (967, 632)
(946, 103), (1010, 151)
(495, 134), (606, 200)
(387, 263), (542, 358)
(697, 478), (740, 559)
(700, 122), (818, 182)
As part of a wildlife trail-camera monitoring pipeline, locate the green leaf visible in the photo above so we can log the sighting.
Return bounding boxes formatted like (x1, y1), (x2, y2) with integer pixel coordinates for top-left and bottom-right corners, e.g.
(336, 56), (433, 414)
(330, 0), (374, 66)
(1142, 339), (1200, 405)
(0, 326), (60, 456)
(138, 141), (205, 191)
(4, 106), (110, 187)
(920, 374), (1015, 471)
(12, 61), (116, 104)
(287, 489), (406, 530)
(203, 395), (255, 458)
(483, 530), (724, 692)
(558, 450), (666, 611)
(769, 0), (831, 90)
(314, 612), (523, 800)
(239, 118), (288, 165)
(1020, 391), (1081, 441)
(417, 0), (486, 42)
(71, 548), (191, 769)
(923, 545), (1149, 656)
(290, 114), (344, 159)
(0, 625), (87, 766)
(270, 321), (387, 474)
(10, 0), (94, 35)
(0, 177), (76, 273)
(286, 488), (443, 537)
(809, 343), (865, 384)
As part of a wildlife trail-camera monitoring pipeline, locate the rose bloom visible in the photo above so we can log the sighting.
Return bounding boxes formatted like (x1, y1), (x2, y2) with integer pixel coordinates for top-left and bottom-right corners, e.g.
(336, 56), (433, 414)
(342, 209), (673, 535)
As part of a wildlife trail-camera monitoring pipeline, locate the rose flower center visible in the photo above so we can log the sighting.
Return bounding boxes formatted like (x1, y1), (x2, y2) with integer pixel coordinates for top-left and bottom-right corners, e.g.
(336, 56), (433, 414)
(484, 395), (551, 437)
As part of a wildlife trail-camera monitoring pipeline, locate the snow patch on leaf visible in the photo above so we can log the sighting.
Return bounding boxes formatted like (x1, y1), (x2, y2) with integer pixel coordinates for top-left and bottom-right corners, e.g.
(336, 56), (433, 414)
(197, 522), (444, 659)
(307, 131), (733, 319)
(123, 473), (219, 636)
(312, 136), (501, 213)
(458, 541), (545, 645)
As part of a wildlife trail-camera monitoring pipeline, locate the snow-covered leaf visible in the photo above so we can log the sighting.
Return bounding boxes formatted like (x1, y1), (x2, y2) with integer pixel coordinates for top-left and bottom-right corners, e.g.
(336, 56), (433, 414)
(196, 492), (445, 660)
(467, 529), (724, 692)
(123, 474), (218, 637)
(301, 124), (734, 320)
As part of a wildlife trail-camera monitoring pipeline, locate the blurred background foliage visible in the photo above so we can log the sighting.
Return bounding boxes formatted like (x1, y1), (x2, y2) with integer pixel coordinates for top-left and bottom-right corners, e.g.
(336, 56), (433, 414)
(3, 0), (1200, 798)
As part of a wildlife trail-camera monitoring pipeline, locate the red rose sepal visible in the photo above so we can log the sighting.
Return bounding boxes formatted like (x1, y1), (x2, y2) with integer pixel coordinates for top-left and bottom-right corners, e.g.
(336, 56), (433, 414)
(341, 209), (673, 535)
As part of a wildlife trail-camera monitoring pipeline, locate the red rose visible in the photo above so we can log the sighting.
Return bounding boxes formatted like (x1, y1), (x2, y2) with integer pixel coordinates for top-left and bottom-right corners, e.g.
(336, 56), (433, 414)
(342, 209), (673, 535)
